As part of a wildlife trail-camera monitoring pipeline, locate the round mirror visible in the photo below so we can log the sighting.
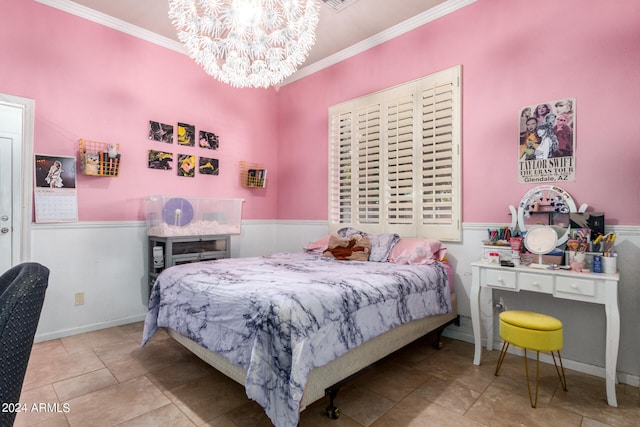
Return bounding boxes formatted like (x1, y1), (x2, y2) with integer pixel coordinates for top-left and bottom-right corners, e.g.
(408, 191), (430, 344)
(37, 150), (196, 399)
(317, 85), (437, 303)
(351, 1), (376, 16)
(524, 225), (558, 268)
(517, 185), (576, 245)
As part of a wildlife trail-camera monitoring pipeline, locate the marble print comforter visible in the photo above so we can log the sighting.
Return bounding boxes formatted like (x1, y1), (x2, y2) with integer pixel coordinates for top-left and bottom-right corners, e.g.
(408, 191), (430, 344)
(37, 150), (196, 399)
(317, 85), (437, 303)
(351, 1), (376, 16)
(142, 252), (451, 427)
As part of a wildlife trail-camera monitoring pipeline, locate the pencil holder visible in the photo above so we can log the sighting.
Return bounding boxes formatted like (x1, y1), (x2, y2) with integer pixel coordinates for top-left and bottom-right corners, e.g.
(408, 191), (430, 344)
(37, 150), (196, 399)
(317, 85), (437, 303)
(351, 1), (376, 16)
(602, 255), (617, 274)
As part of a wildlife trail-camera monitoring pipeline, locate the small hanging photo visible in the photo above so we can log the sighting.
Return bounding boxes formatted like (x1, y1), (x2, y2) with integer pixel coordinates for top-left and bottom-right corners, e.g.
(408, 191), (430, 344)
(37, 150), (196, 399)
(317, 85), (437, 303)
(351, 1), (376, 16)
(148, 150), (173, 170)
(177, 154), (196, 177)
(148, 121), (173, 143)
(199, 157), (219, 175)
(177, 122), (195, 146)
(199, 130), (219, 150)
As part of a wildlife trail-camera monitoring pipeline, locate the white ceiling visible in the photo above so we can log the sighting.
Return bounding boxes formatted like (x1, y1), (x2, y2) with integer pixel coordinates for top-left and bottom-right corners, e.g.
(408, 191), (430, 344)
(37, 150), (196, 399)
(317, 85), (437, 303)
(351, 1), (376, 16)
(36, 0), (475, 84)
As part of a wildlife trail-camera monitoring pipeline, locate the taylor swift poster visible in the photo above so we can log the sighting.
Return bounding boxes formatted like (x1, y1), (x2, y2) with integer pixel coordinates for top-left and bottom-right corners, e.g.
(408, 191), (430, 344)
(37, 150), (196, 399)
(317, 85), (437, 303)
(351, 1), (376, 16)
(518, 97), (576, 183)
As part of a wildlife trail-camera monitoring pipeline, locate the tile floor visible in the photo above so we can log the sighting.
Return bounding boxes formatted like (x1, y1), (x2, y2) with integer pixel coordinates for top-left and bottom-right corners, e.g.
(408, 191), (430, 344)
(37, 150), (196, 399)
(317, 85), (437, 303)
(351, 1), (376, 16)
(15, 322), (640, 427)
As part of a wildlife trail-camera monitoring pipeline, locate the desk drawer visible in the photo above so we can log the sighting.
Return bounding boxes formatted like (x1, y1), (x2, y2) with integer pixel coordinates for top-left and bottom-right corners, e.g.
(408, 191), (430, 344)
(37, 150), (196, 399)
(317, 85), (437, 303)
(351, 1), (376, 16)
(519, 273), (553, 294)
(485, 269), (516, 289)
(556, 276), (596, 297)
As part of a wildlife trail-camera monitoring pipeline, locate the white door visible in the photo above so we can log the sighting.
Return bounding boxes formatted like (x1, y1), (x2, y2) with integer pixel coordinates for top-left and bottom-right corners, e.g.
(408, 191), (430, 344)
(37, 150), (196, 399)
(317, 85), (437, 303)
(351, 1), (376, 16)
(0, 135), (13, 272)
(0, 96), (34, 273)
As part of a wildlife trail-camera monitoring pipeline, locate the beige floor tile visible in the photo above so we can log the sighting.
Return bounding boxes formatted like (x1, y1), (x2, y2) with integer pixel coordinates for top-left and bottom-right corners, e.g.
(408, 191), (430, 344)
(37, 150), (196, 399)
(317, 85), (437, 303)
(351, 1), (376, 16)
(18, 323), (640, 427)
(64, 376), (170, 427)
(551, 377), (640, 427)
(208, 400), (274, 427)
(465, 385), (583, 426)
(348, 361), (428, 404)
(52, 368), (118, 402)
(332, 385), (396, 426)
(412, 374), (483, 415)
(22, 348), (106, 391)
(299, 397), (363, 427)
(116, 403), (196, 427)
(146, 357), (212, 391)
(582, 417), (615, 427)
(164, 372), (249, 425)
(14, 384), (69, 427)
(115, 321), (146, 339)
(61, 327), (131, 354)
(93, 334), (193, 382)
(371, 394), (485, 427)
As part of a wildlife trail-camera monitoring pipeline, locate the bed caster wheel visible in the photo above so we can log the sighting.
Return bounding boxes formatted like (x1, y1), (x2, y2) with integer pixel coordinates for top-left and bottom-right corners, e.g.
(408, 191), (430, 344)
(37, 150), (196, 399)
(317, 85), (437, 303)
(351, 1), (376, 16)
(433, 340), (444, 350)
(325, 406), (340, 419)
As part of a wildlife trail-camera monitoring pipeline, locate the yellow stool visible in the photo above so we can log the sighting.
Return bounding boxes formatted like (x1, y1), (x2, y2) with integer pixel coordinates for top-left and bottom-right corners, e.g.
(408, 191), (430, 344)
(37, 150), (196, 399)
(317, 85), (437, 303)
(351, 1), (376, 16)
(494, 310), (568, 407)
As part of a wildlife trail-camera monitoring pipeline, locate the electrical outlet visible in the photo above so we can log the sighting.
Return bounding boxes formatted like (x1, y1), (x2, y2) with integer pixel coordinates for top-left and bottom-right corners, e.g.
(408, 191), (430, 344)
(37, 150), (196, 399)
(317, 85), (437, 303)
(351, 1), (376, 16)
(74, 292), (84, 306)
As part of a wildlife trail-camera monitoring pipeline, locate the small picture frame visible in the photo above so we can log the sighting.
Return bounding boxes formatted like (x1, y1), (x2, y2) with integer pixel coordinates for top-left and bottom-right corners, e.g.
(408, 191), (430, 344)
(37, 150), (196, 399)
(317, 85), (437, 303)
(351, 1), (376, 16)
(148, 121), (173, 143)
(199, 130), (219, 150)
(177, 122), (195, 146)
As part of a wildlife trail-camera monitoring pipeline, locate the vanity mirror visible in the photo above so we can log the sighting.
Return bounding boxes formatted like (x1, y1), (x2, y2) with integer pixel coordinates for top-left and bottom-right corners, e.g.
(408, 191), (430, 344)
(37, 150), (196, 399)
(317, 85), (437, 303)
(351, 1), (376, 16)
(509, 185), (587, 245)
(524, 225), (559, 268)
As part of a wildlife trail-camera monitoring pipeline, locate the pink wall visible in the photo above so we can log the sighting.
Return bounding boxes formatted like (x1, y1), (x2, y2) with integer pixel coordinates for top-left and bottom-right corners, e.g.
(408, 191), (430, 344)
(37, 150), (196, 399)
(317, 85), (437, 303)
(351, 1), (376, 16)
(3, 0), (639, 226)
(1, 0), (279, 221)
(277, 0), (640, 225)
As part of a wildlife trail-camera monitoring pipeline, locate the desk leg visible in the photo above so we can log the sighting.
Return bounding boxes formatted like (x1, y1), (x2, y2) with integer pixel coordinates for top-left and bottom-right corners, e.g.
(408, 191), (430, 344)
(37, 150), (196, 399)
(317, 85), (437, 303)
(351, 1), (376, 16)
(471, 265), (482, 365)
(604, 280), (620, 407)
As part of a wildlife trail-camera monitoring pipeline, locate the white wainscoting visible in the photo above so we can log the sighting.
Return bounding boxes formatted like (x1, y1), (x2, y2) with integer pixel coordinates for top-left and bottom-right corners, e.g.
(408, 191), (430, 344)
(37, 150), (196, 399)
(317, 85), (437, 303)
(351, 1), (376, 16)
(29, 221), (640, 387)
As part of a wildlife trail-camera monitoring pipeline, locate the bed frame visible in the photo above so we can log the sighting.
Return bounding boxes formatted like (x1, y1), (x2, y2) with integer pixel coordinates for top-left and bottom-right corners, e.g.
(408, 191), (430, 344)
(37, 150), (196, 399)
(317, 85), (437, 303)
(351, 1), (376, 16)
(167, 292), (459, 419)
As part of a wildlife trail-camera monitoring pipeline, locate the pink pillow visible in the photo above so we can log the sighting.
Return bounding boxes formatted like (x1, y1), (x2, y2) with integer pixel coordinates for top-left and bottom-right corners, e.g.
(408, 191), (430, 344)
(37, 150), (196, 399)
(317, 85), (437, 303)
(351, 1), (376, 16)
(303, 234), (332, 253)
(387, 238), (447, 265)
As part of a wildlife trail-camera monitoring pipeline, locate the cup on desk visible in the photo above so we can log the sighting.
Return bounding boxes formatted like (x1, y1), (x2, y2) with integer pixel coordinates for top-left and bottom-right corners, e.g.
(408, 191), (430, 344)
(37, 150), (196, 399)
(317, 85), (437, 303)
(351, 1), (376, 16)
(602, 254), (617, 274)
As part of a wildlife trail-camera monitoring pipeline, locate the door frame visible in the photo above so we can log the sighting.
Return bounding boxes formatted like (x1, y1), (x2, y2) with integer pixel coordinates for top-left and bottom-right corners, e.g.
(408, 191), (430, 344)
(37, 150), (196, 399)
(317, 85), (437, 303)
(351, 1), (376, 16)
(0, 94), (34, 266)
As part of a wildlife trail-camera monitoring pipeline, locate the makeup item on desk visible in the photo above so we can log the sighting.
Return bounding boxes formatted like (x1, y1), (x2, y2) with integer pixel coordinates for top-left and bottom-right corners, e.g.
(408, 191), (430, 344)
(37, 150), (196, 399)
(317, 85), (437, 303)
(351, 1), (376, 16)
(488, 252), (500, 264)
(592, 255), (602, 273)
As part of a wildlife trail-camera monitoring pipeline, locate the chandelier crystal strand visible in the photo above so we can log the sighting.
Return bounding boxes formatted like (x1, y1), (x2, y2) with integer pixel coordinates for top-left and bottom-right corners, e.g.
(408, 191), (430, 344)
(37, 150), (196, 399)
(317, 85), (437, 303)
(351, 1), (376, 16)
(169, 0), (319, 88)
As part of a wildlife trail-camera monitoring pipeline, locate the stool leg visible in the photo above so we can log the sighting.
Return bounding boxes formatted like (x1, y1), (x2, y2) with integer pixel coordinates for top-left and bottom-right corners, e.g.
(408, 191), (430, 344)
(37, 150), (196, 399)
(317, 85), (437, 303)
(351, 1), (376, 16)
(551, 351), (568, 391)
(523, 349), (541, 408)
(495, 341), (510, 376)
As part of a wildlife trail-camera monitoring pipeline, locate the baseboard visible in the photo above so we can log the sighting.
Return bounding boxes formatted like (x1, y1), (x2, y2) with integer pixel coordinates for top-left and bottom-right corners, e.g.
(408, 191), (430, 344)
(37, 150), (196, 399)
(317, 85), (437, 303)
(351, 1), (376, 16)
(34, 314), (147, 342)
(442, 323), (640, 388)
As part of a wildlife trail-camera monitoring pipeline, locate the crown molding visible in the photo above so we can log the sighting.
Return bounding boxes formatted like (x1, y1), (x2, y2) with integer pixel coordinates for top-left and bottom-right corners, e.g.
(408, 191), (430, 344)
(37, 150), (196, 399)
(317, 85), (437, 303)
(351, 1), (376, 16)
(35, 0), (475, 86)
(35, 0), (185, 54)
(282, 0), (477, 85)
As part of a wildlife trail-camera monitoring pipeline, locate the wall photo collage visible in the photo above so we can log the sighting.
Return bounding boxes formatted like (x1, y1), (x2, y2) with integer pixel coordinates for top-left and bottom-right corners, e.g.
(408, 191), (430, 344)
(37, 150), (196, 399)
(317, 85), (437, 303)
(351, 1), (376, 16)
(147, 120), (220, 178)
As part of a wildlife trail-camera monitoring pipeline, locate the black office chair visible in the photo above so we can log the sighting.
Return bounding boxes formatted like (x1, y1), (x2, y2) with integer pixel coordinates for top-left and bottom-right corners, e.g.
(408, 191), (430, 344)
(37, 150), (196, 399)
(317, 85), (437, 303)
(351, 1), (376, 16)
(0, 263), (49, 427)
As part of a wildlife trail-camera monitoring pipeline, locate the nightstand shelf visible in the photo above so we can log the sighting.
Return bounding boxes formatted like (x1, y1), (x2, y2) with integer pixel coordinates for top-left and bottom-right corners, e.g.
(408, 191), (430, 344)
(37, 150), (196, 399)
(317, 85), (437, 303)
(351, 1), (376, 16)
(148, 234), (230, 288)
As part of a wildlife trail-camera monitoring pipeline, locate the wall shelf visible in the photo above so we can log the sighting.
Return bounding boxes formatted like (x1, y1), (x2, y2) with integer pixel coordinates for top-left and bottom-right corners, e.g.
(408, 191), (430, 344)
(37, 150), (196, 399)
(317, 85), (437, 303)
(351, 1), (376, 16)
(79, 139), (121, 177)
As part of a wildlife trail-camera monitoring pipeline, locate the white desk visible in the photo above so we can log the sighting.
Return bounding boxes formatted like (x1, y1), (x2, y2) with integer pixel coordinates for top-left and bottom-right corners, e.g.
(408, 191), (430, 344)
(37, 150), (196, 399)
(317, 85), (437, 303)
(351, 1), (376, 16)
(470, 261), (620, 407)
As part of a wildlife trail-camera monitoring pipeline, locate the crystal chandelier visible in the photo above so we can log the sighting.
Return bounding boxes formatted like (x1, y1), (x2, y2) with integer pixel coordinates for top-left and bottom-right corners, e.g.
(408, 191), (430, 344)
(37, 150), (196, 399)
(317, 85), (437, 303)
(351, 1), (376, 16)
(168, 0), (320, 88)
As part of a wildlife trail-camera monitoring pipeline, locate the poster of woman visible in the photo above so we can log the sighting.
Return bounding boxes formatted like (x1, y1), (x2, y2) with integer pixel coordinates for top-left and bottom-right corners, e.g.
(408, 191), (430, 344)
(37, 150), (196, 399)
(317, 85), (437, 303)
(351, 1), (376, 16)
(518, 98), (575, 184)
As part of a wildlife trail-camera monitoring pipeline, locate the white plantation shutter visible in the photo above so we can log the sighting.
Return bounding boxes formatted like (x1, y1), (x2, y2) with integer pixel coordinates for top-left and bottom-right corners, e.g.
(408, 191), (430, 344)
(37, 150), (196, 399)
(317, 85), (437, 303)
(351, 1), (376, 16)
(329, 65), (461, 241)
(328, 111), (353, 224)
(356, 103), (381, 224)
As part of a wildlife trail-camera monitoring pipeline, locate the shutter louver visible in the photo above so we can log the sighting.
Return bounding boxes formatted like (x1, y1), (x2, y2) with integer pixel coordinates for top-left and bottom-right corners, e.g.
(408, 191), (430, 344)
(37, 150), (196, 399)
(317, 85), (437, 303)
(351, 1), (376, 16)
(421, 81), (455, 225)
(386, 94), (414, 226)
(329, 111), (353, 224)
(356, 104), (381, 224)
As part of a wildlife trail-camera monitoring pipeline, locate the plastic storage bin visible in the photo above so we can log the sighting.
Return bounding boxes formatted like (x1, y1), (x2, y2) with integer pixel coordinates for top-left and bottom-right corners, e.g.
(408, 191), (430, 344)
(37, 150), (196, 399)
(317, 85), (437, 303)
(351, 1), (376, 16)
(145, 196), (243, 237)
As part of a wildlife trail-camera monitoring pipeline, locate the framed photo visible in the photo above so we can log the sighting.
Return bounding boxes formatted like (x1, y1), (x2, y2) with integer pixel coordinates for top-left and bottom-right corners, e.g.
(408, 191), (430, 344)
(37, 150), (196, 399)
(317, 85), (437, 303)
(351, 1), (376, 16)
(199, 157), (219, 175)
(177, 122), (195, 146)
(148, 150), (173, 170)
(199, 130), (219, 150)
(177, 154), (195, 177)
(148, 121), (173, 143)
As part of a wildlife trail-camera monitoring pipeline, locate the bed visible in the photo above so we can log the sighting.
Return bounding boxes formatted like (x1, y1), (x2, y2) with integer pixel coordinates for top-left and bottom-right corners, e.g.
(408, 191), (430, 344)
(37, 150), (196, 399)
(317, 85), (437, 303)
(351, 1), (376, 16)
(142, 247), (457, 427)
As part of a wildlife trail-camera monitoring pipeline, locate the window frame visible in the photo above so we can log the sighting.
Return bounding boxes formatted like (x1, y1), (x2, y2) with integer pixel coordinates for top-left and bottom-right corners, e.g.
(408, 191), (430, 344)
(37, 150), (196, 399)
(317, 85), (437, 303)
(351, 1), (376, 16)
(328, 65), (462, 242)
